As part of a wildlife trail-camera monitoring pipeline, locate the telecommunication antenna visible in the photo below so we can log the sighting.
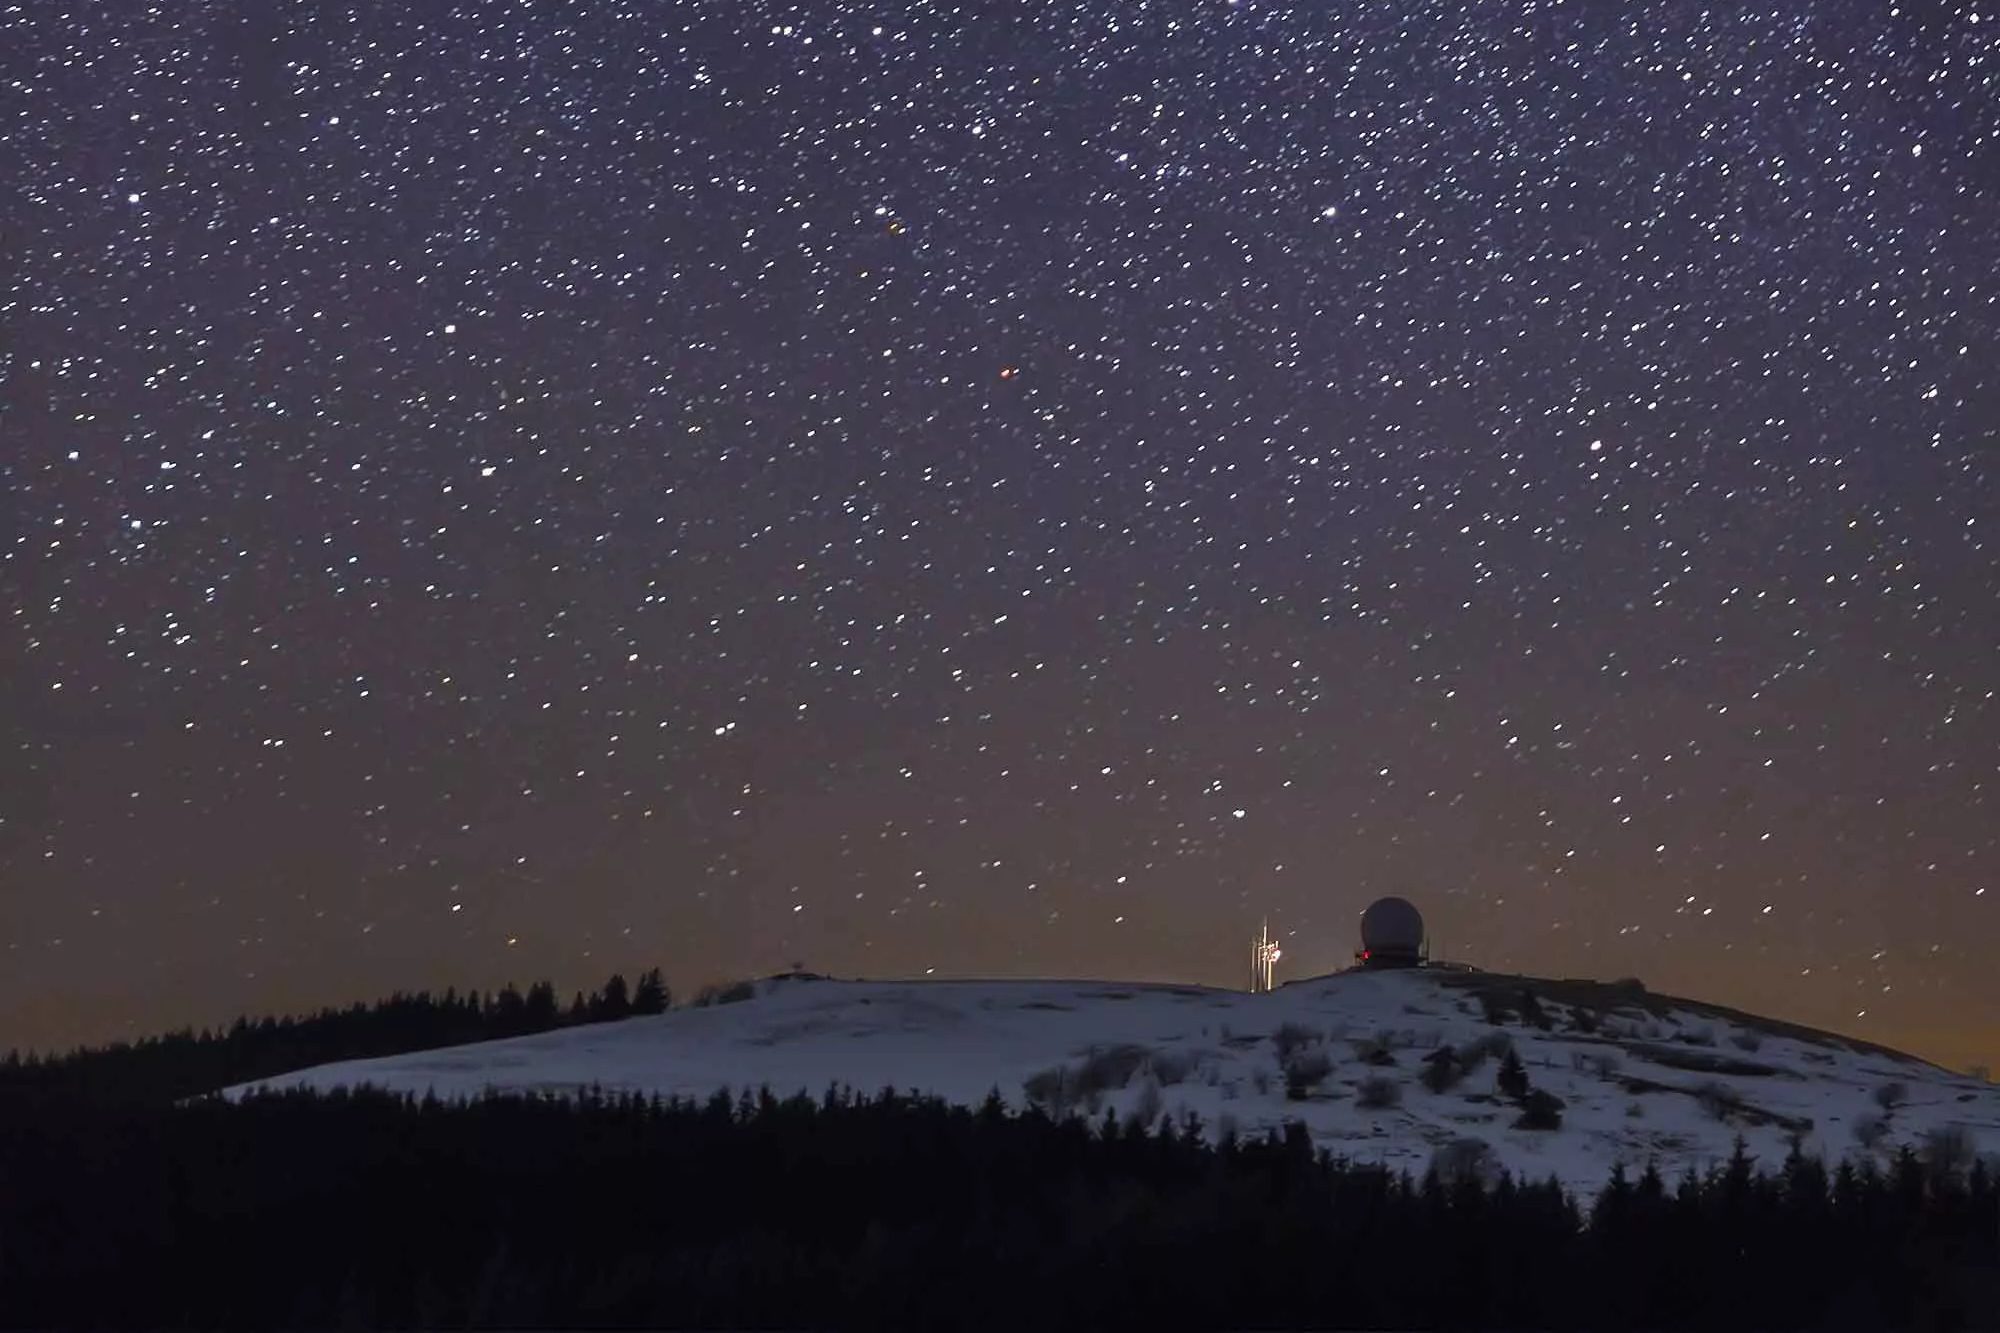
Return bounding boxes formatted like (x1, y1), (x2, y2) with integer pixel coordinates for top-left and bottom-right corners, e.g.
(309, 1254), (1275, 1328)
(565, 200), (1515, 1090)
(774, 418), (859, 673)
(1250, 919), (1282, 993)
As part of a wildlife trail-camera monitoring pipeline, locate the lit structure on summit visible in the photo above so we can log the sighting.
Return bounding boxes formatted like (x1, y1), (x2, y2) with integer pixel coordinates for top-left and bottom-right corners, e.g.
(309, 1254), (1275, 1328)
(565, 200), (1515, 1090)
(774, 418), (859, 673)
(1250, 919), (1282, 992)
(1356, 896), (1427, 968)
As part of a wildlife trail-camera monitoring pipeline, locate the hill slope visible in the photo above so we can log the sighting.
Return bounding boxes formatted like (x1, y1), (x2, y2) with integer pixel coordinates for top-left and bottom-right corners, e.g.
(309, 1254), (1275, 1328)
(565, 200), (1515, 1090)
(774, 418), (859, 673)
(233, 968), (1999, 1193)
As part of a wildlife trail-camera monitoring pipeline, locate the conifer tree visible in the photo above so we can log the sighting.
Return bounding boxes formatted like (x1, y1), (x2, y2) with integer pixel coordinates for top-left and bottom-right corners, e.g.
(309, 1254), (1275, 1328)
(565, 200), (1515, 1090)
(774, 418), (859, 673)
(631, 968), (669, 1015)
(595, 973), (632, 1021)
(524, 981), (559, 1027)
(1496, 1048), (1530, 1100)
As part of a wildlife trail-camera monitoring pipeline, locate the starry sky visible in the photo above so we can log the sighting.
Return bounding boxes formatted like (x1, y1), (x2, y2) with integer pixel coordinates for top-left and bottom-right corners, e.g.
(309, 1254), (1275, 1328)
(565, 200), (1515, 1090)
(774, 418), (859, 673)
(5, 0), (1996, 1069)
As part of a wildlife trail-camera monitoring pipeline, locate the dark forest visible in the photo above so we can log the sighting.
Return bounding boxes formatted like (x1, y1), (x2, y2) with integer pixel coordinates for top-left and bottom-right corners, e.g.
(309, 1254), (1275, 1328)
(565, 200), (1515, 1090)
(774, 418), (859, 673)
(1, 1068), (1995, 1329)
(0, 968), (673, 1109)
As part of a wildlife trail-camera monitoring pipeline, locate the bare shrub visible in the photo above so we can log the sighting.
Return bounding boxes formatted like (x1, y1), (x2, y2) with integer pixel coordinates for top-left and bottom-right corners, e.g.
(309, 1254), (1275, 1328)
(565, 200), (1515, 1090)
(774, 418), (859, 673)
(1284, 1049), (1334, 1100)
(1625, 1101), (1645, 1118)
(1588, 1052), (1623, 1078)
(1922, 1124), (1976, 1183)
(1350, 1037), (1397, 1067)
(1851, 1113), (1889, 1149)
(1459, 1031), (1513, 1066)
(1356, 1075), (1402, 1110)
(1023, 1065), (1069, 1115)
(1074, 1045), (1150, 1098)
(693, 979), (757, 1007)
(1695, 1081), (1742, 1122)
(1149, 1051), (1191, 1086)
(1272, 1022), (1318, 1062)
(1250, 1068), (1272, 1096)
(1728, 1031), (1764, 1053)
(1431, 1137), (1499, 1187)
(1872, 1080), (1908, 1113)
(1421, 1050), (1465, 1094)
(1289, 1050), (1334, 1082)
(1128, 1077), (1164, 1130)
(1678, 1023), (1717, 1047)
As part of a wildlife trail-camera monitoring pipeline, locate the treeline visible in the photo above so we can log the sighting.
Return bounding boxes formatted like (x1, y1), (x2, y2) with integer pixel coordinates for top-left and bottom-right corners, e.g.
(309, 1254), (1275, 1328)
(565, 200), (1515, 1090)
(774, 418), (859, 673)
(0, 1085), (1993, 1330)
(0, 967), (669, 1107)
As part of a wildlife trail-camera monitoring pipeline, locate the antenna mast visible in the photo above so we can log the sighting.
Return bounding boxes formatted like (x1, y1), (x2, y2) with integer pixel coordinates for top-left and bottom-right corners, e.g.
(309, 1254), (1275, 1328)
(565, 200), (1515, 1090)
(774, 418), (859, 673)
(1250, 919), (1282, 993)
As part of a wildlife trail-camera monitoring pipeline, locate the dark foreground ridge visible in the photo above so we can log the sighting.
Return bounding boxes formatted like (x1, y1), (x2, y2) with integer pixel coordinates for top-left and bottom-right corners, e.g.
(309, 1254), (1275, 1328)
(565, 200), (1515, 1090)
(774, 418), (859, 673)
(2, 1083), (1995, 1331)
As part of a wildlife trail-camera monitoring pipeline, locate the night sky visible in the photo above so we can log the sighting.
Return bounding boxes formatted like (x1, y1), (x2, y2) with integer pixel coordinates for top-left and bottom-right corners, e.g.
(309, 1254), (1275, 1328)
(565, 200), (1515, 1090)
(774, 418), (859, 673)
(5, 1), (1996, 1070)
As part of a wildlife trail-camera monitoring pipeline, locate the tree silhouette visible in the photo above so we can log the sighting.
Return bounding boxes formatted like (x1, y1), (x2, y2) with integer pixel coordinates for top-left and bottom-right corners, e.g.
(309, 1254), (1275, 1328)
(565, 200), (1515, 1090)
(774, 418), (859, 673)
(632, 968), (669, 1015)
(594, 973), (632, 1021)
(1497, 1048), (1530, 1100)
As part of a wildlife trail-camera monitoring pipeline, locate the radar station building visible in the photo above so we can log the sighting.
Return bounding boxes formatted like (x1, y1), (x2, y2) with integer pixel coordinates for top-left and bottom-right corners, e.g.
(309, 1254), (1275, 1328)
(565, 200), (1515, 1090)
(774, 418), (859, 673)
(1356, 896), (1427, 968)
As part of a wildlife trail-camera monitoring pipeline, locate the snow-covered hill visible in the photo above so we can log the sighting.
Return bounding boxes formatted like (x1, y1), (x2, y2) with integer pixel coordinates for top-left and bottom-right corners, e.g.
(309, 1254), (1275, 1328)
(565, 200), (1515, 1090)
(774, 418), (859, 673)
(231, 968), (2000, 1195)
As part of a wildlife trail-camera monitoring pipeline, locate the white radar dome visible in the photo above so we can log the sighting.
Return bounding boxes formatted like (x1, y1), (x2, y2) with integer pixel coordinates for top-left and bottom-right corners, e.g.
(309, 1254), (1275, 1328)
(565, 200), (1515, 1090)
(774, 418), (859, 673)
(1359, 896), (1425, 962)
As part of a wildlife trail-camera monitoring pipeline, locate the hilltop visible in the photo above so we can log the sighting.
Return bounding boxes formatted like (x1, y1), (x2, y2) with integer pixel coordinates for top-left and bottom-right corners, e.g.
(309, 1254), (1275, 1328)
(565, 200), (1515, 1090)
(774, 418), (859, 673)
(235, 967), (1999, 1193)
